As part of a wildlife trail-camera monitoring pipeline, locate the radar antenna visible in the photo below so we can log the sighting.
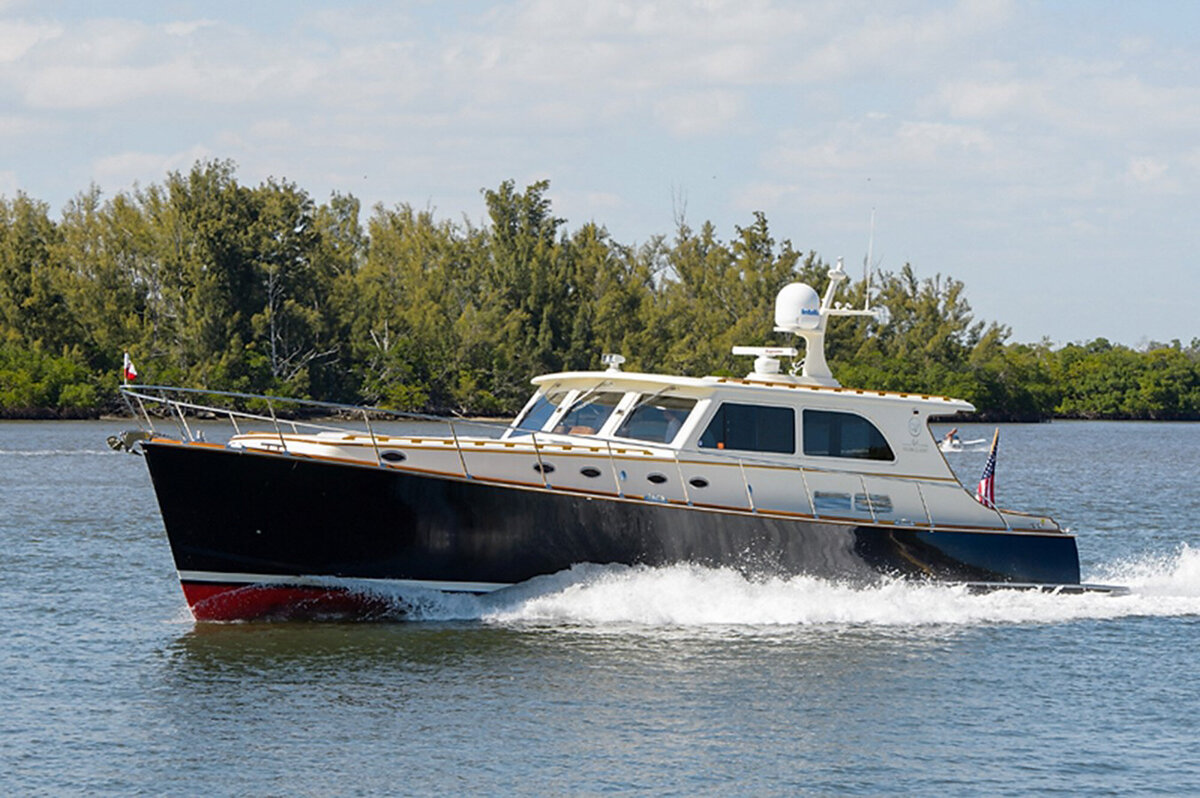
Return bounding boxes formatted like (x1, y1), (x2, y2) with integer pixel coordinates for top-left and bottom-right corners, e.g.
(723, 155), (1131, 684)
(734, 257), (887, 387)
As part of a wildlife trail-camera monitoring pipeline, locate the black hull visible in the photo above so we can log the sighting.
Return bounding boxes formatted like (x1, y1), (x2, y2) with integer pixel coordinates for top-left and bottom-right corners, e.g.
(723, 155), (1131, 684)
(142, 441), (1081, 619)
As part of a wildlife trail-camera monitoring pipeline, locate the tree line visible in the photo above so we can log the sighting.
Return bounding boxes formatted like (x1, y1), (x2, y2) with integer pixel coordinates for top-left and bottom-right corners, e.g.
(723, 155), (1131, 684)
(1, 160), (1197, 420)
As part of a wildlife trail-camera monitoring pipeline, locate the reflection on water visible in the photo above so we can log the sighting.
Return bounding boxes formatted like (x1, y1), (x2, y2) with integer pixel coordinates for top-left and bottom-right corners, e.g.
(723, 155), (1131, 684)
(151, 601), (1200, 795)
(156, 611), (973, 792)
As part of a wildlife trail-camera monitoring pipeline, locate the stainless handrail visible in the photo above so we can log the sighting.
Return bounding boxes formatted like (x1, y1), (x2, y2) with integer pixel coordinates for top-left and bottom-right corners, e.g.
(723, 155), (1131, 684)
(672, 450), (691, 506)
(915, 481), (934, 529)
(798, 467), (817, 518)
(603, 439), (624, 497)
(737, 458), (755, 512)
(172, 399), (193, 443)
(529, 430), (550, 488)
(124, 384), (516, 431)
(264, 396), (287, 453)
(119, 385), (1000, 532)
(448, 419), (471, 479)
(363, 410), (382, 466)
(858, 474), (877, 523)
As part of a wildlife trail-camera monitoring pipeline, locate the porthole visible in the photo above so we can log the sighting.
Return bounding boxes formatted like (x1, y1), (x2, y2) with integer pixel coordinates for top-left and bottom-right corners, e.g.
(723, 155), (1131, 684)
(533, 462), (556, 474)
(580, 466), (602, 478)
(647, 473), (668, 485)
(688, 477), (709, 489)
(380, 450), (406, 463)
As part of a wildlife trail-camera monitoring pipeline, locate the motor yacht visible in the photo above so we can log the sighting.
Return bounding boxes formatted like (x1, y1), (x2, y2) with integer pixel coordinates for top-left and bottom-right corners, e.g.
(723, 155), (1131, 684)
(121, 259), (1104, 620)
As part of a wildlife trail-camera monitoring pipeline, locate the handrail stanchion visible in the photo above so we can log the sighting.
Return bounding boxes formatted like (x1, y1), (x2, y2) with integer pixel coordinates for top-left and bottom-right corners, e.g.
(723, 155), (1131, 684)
(448, 419), (471, 479)
(363, 410), (383, 466)
(530, 431), (550, 488)
(265, 396), (287, 453)
(604, 439), (623, 497)
(858, 475), (877, 523)
(120, 388), (141, 431)
(229, 411), (240, 435)
(916, 482), (934, 530)
(738, 458), (756, 512)
(799, 467), (817, 518)
(172, 395), (194, 442)
(132, 391), (155, 436)
(672, 450), (691, 505)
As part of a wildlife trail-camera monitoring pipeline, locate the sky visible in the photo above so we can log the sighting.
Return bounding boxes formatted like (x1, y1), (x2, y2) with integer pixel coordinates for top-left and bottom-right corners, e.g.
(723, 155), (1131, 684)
(2, 0), (1198, 347)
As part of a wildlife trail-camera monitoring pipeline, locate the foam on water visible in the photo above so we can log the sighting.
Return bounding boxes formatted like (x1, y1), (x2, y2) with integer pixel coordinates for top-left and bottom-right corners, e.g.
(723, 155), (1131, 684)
(339, 544), (1200, 628)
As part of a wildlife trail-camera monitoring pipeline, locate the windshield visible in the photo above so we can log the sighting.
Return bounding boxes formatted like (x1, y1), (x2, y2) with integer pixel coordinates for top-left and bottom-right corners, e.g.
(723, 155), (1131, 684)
(513, 390), (569, 432)
(553, 391), (624, 435)
(615, 395), (697, 443)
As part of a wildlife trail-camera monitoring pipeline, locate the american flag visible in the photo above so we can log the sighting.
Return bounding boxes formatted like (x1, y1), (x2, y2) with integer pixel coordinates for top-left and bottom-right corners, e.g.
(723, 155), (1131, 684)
(976, 429), (999, 507)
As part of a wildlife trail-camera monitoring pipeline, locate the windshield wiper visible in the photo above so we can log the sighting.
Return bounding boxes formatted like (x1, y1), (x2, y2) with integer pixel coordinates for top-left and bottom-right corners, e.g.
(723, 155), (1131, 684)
(558, 380), (612, 417)
(626, 385), (677, 413)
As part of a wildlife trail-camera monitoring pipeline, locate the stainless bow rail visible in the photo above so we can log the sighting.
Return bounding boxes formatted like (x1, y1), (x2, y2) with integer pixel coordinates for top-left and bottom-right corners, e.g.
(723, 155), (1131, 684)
(119, 385), (1019, 533)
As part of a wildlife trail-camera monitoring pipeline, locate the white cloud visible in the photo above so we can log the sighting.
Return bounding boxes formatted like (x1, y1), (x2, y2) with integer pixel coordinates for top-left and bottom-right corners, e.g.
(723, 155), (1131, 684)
(91, 145), (214, 190)
(1128, 156), (1166, 183)
(938, 79), (1042, 119)
(163, 20), (216, 38)
(794, 0), (1014, 81)
(585, 191), (622, 210)
(895, 121), (994, 162)
(0, 19), (62, 62)
(770, 116), (995, 178)
(653, 89), (744, 136)
(0, 114), (48, 138)
(732, 181), (801, 210)
(0, 0), (1198, 343)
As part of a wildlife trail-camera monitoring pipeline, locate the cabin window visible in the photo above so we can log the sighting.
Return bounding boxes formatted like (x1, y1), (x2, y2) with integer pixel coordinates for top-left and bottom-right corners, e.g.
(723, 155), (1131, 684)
(515, 390), (568, 432)
(615, 396), (697, 443)
(803, 409), (894, 461)
(698, 403), (795, 454)
(554, 391), (623, 435)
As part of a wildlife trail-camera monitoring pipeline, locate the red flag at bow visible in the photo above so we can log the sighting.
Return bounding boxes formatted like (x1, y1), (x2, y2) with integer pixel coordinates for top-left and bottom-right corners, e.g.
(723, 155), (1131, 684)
(123, 352), (138, 383)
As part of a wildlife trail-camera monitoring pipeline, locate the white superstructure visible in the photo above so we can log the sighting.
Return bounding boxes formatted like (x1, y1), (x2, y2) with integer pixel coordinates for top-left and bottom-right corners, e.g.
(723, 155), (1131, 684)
(220, 260), (1057, 536)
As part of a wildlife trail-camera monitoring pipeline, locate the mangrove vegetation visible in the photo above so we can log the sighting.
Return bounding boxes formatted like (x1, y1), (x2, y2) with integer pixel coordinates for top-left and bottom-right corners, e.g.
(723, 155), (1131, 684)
(1, 160), (1197, 420)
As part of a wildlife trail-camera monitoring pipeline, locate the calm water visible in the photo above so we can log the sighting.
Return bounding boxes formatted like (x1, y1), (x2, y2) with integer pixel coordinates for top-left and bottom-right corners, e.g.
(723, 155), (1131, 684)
(1, 420), (1198, 795)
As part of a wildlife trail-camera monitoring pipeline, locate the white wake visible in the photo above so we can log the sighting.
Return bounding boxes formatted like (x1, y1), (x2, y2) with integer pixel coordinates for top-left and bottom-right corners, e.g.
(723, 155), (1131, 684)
(343, 544), (1200, 628)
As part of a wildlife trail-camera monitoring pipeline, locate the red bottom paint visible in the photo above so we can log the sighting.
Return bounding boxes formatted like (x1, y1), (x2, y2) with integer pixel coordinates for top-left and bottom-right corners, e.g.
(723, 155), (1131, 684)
(181, 582), (394, 621)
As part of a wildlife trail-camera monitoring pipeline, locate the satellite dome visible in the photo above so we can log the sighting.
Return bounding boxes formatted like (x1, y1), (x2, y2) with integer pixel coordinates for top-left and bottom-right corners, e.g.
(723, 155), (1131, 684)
(774, 283), (821, 333)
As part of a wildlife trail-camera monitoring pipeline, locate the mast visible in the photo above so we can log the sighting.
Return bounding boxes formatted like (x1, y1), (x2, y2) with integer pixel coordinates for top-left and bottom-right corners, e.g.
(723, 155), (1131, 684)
(735, 258), (885, 387)
(864, 208), (874, 311)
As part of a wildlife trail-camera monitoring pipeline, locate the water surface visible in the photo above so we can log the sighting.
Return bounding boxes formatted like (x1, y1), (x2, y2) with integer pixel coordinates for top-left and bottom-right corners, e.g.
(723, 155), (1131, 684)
(1, 420), (1197, 795)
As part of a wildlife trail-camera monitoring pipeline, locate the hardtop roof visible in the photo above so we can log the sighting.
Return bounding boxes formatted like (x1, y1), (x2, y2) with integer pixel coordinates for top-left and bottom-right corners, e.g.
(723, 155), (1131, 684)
(531, 370), (974, 412)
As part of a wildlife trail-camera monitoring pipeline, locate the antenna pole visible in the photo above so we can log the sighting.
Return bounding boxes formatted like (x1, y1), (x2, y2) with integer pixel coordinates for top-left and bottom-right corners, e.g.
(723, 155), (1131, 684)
(864, 208), (875, 310)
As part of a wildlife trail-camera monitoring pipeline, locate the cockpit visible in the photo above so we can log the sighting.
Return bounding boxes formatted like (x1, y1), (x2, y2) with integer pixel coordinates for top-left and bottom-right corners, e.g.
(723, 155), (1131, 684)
(506, 380), (899, 464)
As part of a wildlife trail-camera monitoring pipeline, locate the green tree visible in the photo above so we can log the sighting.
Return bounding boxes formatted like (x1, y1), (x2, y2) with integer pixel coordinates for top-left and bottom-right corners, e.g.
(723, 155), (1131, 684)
(0, 193), (71, 349)
(245, 178), (342, 395)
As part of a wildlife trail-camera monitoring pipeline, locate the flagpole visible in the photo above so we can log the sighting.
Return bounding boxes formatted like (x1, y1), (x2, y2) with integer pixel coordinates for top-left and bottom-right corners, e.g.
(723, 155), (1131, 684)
(989, 427), (1007, 528)
(975, 427), (1000, 510)
(122, 351), (136, 385)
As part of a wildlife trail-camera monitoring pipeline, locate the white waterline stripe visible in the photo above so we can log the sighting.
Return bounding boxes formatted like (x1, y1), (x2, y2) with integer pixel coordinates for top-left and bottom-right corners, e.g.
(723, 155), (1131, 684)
(177, 570), (512, 594)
